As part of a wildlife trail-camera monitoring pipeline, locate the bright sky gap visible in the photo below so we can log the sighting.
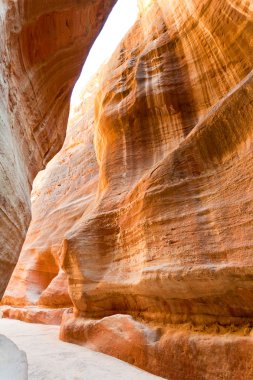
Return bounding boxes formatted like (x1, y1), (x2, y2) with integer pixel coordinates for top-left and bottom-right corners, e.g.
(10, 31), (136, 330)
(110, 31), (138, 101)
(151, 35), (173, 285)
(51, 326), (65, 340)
(70, 0), (139, 106)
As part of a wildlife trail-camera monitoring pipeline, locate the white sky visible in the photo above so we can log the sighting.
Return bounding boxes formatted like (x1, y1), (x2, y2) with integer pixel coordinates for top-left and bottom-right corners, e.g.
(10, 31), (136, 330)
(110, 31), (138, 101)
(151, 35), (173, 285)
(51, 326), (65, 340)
(71, 0), (139, 106)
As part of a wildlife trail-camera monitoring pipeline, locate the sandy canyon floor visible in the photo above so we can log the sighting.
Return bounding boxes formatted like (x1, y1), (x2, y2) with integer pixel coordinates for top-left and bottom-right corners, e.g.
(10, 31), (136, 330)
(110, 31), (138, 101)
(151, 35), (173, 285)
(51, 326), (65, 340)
(0, 318), (165, 380)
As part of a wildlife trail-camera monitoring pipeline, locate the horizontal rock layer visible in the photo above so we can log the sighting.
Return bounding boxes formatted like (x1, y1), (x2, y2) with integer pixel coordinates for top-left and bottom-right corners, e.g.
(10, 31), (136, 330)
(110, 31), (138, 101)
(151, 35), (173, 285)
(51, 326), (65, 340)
(3, 0), (253, 378)
(1, 305), (68, 325)
(60, 313), (253, 380)
(0, 0), (116, 297)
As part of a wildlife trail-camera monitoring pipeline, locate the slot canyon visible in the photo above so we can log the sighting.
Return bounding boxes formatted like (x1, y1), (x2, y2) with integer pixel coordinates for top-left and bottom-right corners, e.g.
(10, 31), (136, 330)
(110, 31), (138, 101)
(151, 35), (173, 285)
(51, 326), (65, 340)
(1, 0), (253, 379)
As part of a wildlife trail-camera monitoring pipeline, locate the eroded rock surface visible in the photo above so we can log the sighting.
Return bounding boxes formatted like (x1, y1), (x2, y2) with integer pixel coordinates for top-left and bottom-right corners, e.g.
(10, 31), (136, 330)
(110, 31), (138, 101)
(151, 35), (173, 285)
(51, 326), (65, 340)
(3, 0), (253, 379)
(3, 77), (99, 309)
(0, 319), (164, 380)
(0, 0), (116, 297)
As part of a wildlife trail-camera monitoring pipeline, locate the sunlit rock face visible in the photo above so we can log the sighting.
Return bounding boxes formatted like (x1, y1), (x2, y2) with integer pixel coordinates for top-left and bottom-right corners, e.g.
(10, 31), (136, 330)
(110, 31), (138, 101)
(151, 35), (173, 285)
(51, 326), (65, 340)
(3, 0), (253, 378)
(0, 0), (116, 297)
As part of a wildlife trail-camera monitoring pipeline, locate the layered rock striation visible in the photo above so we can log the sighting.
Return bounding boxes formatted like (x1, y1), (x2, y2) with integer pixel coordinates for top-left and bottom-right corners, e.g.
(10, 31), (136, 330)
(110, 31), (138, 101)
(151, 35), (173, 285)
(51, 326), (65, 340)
(3, 77), (99, 314)
(0, 0), (116, 297)
(3, 0), (253, 378)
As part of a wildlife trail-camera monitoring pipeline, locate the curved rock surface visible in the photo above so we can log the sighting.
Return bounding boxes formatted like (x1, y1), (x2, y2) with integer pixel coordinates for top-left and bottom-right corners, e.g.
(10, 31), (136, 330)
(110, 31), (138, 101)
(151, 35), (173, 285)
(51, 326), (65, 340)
(0, 334), (28, 380)
(0, 0), (116, 297)
(3, 77), (99, 309)
(3, 0), (253, 379)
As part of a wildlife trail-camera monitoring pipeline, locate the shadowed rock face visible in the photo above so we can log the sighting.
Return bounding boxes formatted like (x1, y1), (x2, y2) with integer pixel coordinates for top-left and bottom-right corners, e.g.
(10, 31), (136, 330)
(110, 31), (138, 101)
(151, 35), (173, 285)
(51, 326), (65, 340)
(2, 77), (99, 311)
(0, 334), (28, 379)
(3, 0), (253, 378)
(0, 0), (116, 297)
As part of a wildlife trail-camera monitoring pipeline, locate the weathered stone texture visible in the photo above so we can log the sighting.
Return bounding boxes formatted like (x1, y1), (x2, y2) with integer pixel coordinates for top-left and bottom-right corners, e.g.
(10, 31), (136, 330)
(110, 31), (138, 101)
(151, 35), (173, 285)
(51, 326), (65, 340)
(0, 0), (116, 297)
(3, 0), (253, 379)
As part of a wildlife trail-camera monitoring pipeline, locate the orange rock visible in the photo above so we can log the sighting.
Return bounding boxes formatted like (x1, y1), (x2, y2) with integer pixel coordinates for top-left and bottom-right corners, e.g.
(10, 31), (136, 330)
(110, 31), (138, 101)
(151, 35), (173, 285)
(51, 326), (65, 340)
(1, 305), (67, 325)
(0, 0), (116, 297)
(60, 312), (253, 379)
(2, 76), (99, 308)
(3, 0), (253, 378)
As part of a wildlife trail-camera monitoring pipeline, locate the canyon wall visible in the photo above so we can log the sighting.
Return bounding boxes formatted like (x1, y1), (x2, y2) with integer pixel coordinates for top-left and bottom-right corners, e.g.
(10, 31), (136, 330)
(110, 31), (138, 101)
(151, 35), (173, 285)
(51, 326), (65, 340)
(3, 0), (253, 379)
(2, 78), (99, 314)
(0, 0), (116, 297)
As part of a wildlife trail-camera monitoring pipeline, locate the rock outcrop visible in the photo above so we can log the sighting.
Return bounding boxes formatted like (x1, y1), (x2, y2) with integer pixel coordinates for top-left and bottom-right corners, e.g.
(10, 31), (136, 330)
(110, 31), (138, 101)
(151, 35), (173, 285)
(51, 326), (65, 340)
(0, 0), (116, 297)
(0, 334), (28, 380)
(3, 0), (253, 379)
(0, 319), (165, 380)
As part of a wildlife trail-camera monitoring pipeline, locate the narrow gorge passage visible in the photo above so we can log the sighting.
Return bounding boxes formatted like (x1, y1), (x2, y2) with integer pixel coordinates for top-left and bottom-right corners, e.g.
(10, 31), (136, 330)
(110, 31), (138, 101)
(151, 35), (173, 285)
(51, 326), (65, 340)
(1, 0), (253, 379)
(0, 0), (117, 298)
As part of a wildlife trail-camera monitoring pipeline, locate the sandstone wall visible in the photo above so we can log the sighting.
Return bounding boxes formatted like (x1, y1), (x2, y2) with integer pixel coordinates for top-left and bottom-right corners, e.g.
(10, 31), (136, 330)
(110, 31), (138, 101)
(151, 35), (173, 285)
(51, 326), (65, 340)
(2, 78), (99, 310)
(0, 0), (116, 297)
(3, 0), (253, 378)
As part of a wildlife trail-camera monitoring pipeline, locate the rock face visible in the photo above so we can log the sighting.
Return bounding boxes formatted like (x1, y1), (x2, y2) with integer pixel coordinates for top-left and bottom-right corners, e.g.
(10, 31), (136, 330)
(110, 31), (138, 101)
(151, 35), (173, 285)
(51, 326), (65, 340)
(0, 334), (28, 380)
(0, 0), (116, 297)
(3, 77), (99, 310)
(3, 0), (253, 379)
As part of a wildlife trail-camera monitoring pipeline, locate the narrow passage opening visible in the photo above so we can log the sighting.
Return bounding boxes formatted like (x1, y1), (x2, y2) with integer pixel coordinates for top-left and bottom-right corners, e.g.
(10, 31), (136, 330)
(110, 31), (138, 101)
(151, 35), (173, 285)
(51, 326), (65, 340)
(70, 0), (139, 110)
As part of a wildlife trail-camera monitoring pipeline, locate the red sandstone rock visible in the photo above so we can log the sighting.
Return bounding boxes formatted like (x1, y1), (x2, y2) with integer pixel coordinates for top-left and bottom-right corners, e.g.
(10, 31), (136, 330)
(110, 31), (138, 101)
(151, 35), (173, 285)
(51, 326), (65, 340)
(0, 0), (116, 297)
(3, 0), (253, 379)
(1, 305), (68, 325)
(3, 77), (99, 308)
(60, 312), (253, 379)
